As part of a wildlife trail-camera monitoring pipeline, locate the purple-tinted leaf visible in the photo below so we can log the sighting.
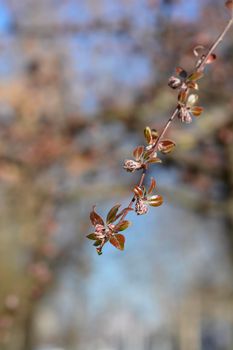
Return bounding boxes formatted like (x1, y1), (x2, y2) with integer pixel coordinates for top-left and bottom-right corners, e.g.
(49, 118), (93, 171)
(147, 195), (163, 207)
(110, 234), (125, 250)
(90, 206), (104, 226)
(133, 146), (144, 161)
(158, 140), (176, 154)
(106, 204), (121, 224)
(148, 177), (156, 195)
(144, 126), (152, 144)
(115, 220), (131, 232)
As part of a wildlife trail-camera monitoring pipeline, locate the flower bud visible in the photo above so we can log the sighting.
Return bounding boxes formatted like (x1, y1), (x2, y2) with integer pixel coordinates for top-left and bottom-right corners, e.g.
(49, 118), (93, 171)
(135, 198), (148, 215)
(94, 224), (106, 239)
(123, 160), (142, 173)
(168, 76), (182, 89)
(178, 107), (192, 124)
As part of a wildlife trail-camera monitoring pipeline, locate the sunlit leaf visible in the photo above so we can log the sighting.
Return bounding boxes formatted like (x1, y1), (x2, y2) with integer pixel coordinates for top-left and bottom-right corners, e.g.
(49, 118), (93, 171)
(144, 126), (152, 144)
(133, 145), (144, 161)
(86, 233), (98, 240)
(109, 234), (125, 250)
(115, 220), (131, 232)
(205, 53), (217, 64)
(90, 207), (104, 226)
(188, 71), (204, 82)
(147, 195), (163, 207)
(187, 94), (198, 107)
(106, 204), (121, 224)
(133, 186), (143, 197)
(148, 177), (156, 195)
(175, 67), (187, 79)
(191, 106), (204, 117)
(158, 140), (176, 154)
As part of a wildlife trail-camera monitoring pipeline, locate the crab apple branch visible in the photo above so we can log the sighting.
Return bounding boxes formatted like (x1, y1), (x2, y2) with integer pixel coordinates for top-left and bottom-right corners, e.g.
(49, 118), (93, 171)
(87, 1), (233, 255)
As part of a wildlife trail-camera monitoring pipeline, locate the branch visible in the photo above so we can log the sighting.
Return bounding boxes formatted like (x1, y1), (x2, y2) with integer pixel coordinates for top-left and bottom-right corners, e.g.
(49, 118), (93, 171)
(87, 2), (233, 255)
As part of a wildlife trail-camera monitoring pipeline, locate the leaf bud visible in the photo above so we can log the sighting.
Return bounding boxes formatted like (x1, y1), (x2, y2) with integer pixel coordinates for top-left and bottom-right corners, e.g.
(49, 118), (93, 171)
(168, 76), (182, 89)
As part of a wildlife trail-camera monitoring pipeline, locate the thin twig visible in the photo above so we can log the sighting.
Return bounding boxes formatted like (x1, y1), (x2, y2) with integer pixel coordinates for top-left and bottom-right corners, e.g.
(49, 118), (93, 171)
(116, 16), (233, 225)
(198, 17), (233, 71)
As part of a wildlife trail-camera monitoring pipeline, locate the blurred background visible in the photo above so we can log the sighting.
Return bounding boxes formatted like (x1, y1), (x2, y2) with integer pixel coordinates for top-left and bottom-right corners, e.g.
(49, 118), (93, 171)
(0, 0), (232, 349)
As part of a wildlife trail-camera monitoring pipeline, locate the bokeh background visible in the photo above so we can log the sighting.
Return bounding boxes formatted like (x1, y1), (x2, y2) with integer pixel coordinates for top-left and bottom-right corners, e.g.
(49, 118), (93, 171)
(0, 0), (232, 349)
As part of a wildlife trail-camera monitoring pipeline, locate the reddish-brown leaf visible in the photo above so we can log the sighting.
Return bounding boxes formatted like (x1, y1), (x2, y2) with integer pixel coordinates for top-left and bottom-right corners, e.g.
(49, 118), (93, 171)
(110, 234), (125, 250)
(158, 140), (176, 154)
(147, 195), (163, 207)
(144, 126), (152, 144)
(178, 90), (188, 104)
(148, 177), (156, 195)
(191, 106), (204, 117)
(225, 0), (233, 11)
(205, 53), (217, 64)
(106, 204), (121, 224)
(133, 146), (144, 161)
(134, 186), (143, 197)
(90, 207), (104, 226)
(117, 207), (134, 218)
(115, 220), (131, 232)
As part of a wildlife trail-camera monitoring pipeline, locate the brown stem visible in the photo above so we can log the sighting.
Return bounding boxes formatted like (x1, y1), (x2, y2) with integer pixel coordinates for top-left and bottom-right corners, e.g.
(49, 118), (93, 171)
(198, 17), (233, 71)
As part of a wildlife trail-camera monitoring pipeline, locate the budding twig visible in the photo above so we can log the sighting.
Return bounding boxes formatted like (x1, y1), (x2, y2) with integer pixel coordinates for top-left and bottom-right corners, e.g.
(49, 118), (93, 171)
(87, 3), (233, 255)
